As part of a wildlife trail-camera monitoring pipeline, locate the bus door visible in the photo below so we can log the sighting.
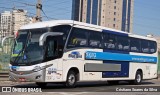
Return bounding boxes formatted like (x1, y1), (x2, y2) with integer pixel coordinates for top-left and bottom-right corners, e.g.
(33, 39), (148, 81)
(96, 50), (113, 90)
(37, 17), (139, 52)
(45, 35), (63, 80)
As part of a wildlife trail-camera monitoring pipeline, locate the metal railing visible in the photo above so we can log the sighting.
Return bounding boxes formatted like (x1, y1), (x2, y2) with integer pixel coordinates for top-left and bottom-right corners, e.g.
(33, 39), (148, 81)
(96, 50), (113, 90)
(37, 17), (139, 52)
(0, 38), (14, 72)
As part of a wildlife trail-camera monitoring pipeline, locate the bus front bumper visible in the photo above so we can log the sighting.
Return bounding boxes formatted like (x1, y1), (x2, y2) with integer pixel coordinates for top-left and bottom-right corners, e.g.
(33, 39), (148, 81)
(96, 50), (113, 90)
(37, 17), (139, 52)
(9, 69), (45, 82)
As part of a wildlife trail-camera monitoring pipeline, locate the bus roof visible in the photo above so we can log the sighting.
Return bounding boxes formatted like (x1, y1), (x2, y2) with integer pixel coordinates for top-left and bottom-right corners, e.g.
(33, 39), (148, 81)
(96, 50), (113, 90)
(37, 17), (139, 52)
(20, 20), (157, 41)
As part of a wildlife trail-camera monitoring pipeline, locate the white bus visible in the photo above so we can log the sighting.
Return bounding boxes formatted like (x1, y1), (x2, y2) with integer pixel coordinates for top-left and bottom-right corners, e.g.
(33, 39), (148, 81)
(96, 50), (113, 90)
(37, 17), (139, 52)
(3, 20), (158, 88)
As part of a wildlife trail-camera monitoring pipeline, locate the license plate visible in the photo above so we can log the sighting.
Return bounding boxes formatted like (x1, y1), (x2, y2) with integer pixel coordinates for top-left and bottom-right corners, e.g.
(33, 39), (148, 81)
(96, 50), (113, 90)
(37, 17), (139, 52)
(19, 78), (26, 82)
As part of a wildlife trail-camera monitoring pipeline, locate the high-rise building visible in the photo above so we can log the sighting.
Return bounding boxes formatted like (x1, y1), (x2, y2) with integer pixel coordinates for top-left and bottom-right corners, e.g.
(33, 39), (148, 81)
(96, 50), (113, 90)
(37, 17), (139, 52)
(0, 11), (12, 38)
(72, 0), (134, 33)
(12, 9), (30, 33)
(0, 9), (30, 39)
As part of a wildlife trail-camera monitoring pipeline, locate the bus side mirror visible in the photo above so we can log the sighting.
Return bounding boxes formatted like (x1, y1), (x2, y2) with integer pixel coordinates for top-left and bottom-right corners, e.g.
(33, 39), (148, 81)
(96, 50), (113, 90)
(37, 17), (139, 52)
(1, 35), (14, 47)
(39, 32), (63, 46)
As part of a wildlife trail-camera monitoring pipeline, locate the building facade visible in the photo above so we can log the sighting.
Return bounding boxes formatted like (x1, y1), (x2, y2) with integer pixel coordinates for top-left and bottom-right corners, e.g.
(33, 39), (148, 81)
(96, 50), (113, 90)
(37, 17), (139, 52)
(0, 11), (12, 39)
(12, 9), (29, 33)
(0, 9), (30, 40)
(72, 0), (134, 33)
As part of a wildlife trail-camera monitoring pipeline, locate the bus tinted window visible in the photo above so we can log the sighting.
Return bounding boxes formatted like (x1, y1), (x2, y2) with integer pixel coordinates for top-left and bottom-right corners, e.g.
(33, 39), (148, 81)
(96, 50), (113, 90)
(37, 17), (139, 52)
(149, 41), (157, 53)
(51, 25), (71, 34)
(117, 36), (130, 51)
(130, 38), (140, 52)
(67, 28), (88, 48)
(89, 31), (102, 48)
(141, 40), (149, 53)
(103, 33), (116, 49)
(103, 33), (109, 48)
(51, 25), (71, 44)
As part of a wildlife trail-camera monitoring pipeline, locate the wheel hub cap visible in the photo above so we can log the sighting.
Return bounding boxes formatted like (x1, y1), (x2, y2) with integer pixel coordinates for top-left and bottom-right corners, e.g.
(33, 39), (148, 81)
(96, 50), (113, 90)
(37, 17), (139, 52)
(137, 74), (141, 83)
(68, 74), (75, 85)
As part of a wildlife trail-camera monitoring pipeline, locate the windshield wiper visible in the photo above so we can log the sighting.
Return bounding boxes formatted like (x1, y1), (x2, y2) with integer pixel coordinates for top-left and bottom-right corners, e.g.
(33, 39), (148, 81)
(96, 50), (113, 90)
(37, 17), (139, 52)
(13, 32), (31, 65)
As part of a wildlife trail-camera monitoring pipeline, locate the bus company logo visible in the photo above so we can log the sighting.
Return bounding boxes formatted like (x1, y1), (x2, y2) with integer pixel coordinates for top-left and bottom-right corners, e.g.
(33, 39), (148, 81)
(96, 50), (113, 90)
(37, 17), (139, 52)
(1, 87), (42, 92)
(47, 68), (57, 75)
(68, 51), (82, 58)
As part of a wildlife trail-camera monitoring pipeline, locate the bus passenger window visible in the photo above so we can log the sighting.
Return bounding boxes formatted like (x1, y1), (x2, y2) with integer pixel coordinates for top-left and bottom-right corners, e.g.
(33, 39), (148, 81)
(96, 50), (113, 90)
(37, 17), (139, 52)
(103, 33), (109, 48)
(117, 36), (129, 51)
(124, 46), (129, 50)
(72, 37), (78, 45)
(118, 44), (123, 50)
(150, 49), (155, 53)
(51, 25), (71, 45)
(72, 37), (87, 46)
(67, 28), (88, 48)
(149, 41), (157, 53)
(89, 31), (102, 48)
(108, 39), (115, 49)
(141, 40), (149, 53)
(131, 47), (138, 51)
(89, 40), (100, 47)
(103, 33), (116, 49)
(130, 38), (140, 52)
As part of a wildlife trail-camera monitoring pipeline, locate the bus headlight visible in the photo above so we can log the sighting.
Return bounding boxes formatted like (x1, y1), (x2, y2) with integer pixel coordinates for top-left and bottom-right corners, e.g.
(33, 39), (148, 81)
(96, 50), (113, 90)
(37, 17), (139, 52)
(9, 66), (12, 71)
(33, 66), (42, 72)
(32, 64), (53, 72)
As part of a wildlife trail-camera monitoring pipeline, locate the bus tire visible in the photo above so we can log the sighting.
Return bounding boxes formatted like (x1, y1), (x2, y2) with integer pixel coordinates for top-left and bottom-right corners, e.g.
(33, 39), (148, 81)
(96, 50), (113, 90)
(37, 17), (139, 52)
(130, 71), (142, 85)
(65, 70), (77, 88)
(36, 82), (47, 87)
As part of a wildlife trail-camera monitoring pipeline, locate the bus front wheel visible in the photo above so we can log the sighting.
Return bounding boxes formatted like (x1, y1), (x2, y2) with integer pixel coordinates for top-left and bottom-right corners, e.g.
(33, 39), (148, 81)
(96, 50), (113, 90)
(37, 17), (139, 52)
(65, 71), (77, 88)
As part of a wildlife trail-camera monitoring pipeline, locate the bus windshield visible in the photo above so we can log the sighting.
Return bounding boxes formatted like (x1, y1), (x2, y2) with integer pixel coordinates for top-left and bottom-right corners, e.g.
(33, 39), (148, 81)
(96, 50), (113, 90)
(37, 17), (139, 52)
(10, 25), (71, 66)
(10, 28), (47, 66)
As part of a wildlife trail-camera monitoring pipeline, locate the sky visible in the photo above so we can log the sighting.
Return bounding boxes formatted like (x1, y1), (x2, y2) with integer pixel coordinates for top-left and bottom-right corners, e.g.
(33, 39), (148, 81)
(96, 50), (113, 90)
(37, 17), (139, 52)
(0, 0), (160, 36)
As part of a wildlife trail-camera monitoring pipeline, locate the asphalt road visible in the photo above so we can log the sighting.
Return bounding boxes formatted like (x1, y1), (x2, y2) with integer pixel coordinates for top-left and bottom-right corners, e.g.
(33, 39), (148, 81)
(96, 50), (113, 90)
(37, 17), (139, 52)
(0, 79), (160, 95)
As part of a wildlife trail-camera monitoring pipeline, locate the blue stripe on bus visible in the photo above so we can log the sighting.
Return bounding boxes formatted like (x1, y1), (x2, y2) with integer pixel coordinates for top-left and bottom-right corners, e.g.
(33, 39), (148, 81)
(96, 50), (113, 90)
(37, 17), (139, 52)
(85, 51), (157, 63)
(102, 30), (128, 36)
(102, 49), (130, 78)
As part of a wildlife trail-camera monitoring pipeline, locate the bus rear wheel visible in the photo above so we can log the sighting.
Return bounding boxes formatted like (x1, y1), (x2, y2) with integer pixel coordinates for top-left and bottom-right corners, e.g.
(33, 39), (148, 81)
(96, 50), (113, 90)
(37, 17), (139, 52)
(130, 71), (142, 85)
(65, 71), (77, 88)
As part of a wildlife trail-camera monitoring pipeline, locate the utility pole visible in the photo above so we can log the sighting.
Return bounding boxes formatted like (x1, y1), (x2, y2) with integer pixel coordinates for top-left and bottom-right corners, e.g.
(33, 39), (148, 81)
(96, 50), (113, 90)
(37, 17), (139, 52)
(11, 9), (15, 35)
(35, 0), (42, 22)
